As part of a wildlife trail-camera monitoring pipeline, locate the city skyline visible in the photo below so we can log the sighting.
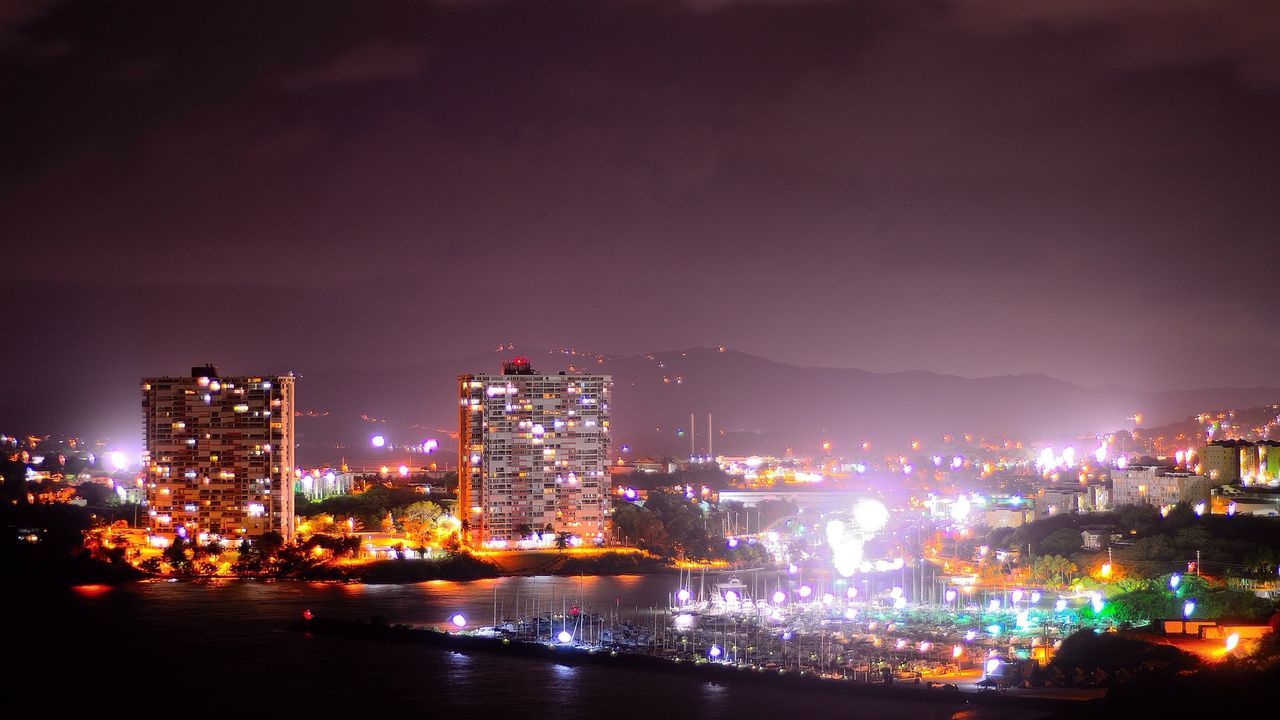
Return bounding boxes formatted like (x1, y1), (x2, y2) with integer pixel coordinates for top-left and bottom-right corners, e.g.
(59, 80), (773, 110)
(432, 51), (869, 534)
(8, 3), (1280, 714)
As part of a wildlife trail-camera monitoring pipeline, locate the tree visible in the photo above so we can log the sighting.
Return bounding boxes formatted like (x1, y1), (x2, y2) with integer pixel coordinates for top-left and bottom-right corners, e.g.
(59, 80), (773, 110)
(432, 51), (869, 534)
(555, 531), (571, 551)
(1036, 528), (1084, 556)
(399, 501), (446, 546)
(1029, 554), (1078, 588)
(163, 536), (192, 574)
(255, 531), (285, 559)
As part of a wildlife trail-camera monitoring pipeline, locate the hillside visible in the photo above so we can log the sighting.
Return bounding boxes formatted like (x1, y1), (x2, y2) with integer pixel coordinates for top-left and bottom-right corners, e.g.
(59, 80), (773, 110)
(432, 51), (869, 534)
(284, 346), (1280, 465)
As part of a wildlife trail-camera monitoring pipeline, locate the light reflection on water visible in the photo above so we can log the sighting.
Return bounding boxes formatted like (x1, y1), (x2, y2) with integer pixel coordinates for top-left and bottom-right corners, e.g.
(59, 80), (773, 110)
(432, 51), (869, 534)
(18, 577), (1044, 720)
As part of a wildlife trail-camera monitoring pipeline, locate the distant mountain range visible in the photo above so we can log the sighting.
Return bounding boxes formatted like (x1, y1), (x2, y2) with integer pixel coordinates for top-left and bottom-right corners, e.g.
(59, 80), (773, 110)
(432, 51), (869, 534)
(281, 346), (1280, 465)
(2, 345), (1276, 466)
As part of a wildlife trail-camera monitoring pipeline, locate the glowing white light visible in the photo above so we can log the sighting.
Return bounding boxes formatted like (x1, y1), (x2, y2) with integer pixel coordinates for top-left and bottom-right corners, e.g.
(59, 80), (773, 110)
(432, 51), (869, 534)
(371, 435), (386, 448)
(107, 450), (129, 472)
(674, 614), (694, 629)
(1037, 447), (1056, 470)
(828, 512), (874, 573)
(450, 614), (466, 628)
(1030, 591), (1042, 604)
(1055, 599), (1067, 612)
(988, 599), (1000, 612)
(1169, 573), (1181, 590)
(853, 499), (890, 532)
(424, 439), (439, 453)
(1183, 600), (1196, 618)
(708, 645), (722, 658)
(1011, 590), (1023, 603)
(1094, 444), (1107, 463)
(902, 464), (913, 475)
(965, 630), (977, 641)
(985, 658), (1000, 674)
(893, 596), (907, 610)
(1225, 633), (1239, 652)
(952, 645), (964, 658)
(951, 455), (963, 469)
(846, 587), (857, 600)
(944, 590), (957, 602)
(1194, 502), (1206, 517)
(919, 641), (931, 652)
(798, 585), (812, 599)
(844, 608), (858, 620)
(532, 424), (545, 436)
(398, 465), (409, 477)
(557, 630), (572, 644)
(677, 589), (691, 603)
(773, 590), (786, 604)
(1091, 595), (1104, 613)
(951, 496), (971, 522)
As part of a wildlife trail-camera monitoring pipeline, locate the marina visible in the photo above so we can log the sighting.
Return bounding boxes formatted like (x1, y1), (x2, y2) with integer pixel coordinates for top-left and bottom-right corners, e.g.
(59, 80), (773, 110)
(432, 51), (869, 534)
(297, 567), (1105, 704)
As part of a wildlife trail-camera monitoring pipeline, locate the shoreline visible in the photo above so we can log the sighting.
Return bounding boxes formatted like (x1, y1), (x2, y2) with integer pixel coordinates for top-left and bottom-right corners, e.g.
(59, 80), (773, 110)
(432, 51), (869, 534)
(45, 549), (705, 586)
(51, 556), (692, 586)
(294, 615), (1095, 715)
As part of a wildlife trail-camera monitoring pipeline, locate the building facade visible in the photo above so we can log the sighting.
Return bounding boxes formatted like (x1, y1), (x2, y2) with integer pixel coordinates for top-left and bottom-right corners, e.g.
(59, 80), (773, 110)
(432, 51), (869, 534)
(458, 357), (611, 545)
(1201, 440), (1246, 483)
(142, 366), (295, 541)
(1111, 466), (1212, 509)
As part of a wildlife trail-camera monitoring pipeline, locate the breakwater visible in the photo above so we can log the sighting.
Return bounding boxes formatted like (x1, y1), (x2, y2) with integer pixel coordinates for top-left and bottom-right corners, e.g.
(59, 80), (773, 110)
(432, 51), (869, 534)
(294, 615), (1092, 714)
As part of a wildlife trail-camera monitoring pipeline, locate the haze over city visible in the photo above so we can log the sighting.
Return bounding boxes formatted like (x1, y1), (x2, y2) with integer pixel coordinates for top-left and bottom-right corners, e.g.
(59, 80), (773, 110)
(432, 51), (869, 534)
(6, 3), (1280, 717)
(4, 0), (1280, 447)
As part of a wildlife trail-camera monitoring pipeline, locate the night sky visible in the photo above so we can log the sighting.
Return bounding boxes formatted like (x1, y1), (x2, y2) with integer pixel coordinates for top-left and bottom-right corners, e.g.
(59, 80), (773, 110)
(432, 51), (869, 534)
(3, 0), (1279, 412)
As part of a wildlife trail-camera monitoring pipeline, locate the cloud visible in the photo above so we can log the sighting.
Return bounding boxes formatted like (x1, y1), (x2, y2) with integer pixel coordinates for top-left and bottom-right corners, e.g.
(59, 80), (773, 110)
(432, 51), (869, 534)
(949, 0), (1280, 86)
(0, 0), (65, 54)
(0, 0), (60, 34)
(277, 38), (429, 90)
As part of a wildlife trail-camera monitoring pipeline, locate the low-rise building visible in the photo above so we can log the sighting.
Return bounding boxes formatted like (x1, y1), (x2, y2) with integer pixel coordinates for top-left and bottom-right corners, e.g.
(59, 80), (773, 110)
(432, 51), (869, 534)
(1202, 440), (1248, 483)
(984, 507), (1034, 528)
(1038, 489), (1085, 516)
(1111, 466), (1212, 509)
(1079, 525), (1123, 550)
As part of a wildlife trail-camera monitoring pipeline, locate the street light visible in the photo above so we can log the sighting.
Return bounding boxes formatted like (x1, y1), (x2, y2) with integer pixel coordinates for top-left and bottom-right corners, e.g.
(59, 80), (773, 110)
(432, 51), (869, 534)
(107, 450), (129, 473)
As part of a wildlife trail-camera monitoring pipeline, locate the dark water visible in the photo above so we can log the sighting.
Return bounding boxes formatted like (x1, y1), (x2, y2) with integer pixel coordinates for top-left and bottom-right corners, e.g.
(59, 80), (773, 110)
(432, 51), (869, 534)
(10, 576), (1044, 719)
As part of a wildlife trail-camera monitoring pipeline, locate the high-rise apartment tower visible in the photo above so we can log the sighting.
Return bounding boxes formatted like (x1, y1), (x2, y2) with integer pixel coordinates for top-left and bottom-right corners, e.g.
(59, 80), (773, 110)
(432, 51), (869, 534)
(142, 366), (296, 541)
(458, 357), (611, 545)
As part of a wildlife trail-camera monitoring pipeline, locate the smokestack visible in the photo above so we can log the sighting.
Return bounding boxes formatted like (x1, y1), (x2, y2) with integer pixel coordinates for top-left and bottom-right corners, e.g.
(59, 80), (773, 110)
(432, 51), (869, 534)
(708, 412), (713, 459)
(690, 412), (695, 458)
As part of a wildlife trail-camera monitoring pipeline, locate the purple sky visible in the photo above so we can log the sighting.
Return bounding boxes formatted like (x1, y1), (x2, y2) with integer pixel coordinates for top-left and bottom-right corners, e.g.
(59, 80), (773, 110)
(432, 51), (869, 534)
(2, 0), (1279, 398)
